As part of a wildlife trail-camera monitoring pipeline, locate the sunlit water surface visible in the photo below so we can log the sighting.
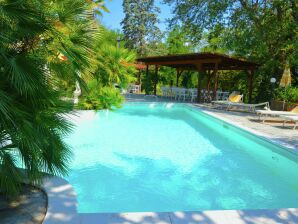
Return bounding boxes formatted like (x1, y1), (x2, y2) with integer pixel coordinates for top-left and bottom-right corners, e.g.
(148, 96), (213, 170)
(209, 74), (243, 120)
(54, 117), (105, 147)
(65, 103), (298, 213)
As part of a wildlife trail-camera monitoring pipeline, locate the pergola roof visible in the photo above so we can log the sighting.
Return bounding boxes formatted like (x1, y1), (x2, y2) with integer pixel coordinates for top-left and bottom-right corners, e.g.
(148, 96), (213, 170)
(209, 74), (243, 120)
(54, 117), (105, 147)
(137, 52), (258, 71)
(121, 61), (146, 70)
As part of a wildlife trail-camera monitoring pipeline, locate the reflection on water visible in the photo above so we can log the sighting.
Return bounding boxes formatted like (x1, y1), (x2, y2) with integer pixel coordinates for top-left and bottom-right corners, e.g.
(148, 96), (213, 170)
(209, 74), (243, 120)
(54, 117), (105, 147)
(65, 103), (298, 213)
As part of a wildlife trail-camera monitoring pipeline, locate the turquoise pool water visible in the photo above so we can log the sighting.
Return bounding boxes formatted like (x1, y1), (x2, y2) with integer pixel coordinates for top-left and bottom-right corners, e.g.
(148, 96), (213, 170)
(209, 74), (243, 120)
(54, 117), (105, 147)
(65, 103), (298, 213)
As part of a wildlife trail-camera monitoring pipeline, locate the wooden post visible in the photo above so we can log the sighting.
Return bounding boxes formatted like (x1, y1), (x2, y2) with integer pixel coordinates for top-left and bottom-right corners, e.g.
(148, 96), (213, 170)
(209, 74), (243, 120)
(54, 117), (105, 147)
(195, 64), (203, 103)
(137, 70), (141, 85)
(137, 70), (142, 93)
(146, 65), (149, 78)
(207, 70), (212, 92)
(154, 65), (158, 95)
(248, 69), (254, 103)
(176, 69), (183, 87)
(145, 65), (149, 94)
(213, 63), (219, 100)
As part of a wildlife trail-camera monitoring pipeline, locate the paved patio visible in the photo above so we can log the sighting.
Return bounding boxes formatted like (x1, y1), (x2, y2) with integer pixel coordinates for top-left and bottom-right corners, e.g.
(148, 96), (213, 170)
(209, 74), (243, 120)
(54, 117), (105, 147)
(0, 185), (47, 224)
(78, 209), (298, 224)
(194, 104), (298, 150)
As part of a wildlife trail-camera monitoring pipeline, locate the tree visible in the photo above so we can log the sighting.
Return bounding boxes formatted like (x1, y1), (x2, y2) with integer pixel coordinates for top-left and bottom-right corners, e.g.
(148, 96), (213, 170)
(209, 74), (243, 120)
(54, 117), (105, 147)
(78, 81), (124, 110)
(95, 27), (126, 50)
(0, 0), (102, 195)
(94, 44), (137, 88)
(121, 0), (161, 56)
(166, 25), (194, 54)
(77, 29), (137, 110)
(164, 0), (298, 102)
(165, 0), (297, 63)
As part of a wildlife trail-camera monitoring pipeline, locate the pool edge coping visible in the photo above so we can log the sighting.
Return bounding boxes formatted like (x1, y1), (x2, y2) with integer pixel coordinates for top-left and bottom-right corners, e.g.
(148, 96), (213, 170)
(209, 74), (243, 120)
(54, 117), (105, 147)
(186, 104), (297, 152)
(121, 101), (297, 152)
(42, 176), (80, 224)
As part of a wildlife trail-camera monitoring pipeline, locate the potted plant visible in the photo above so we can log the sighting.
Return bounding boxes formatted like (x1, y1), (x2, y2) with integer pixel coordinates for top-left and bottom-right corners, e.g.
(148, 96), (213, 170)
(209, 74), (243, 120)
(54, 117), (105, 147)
(273, 87), (298, 111)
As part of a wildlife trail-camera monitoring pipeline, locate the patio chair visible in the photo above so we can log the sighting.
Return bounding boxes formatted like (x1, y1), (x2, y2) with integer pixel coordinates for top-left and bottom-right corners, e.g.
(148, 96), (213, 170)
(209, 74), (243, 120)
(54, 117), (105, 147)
(172, 87), (180, 101)
(177, 88), (188, 101)
(189, 89), (198, 102)
(202, 90), (213, 103)
(161, 86), (170, 98)
(216, 91), (223, 101)
(222, 92), (230, 101)
(256, 106), (298, 123)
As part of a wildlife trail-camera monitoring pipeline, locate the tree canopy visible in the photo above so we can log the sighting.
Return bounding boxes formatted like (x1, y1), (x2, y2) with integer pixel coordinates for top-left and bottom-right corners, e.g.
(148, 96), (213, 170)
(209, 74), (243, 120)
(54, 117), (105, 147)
(163, 0), (298, 102)
(121, 0), (161, 56)
(164, 0), (297, 65)
(166, 25), (195, 54)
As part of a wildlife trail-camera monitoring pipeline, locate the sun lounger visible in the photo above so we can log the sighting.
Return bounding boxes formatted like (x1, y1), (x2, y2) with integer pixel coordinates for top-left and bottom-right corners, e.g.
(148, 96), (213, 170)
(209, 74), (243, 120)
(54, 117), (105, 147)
(225, 102), (270, 113)
(212, 94), (243, 108)
(212, 94), (269, 112)
(281, 115), (298, 130)
(256, 106), (298, 123)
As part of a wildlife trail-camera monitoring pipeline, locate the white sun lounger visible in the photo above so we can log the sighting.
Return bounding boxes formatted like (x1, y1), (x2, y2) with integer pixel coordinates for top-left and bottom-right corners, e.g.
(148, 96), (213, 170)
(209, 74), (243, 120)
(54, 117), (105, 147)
(213, 100), (269, 113)
(226, 102), (269, 113)
(256, 106), (298, 123)
(281, 115), (298, 130)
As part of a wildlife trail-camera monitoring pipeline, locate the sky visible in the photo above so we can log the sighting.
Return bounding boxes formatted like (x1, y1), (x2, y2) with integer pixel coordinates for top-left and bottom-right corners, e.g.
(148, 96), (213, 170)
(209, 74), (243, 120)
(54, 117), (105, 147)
(100, 0), (173, 32)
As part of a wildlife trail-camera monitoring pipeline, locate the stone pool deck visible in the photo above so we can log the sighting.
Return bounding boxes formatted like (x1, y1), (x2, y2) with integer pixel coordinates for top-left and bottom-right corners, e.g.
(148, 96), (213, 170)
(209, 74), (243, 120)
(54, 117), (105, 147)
(43, 97), (298, 224)
(193, 104), (298, 150)
(0, 185), (47, 224)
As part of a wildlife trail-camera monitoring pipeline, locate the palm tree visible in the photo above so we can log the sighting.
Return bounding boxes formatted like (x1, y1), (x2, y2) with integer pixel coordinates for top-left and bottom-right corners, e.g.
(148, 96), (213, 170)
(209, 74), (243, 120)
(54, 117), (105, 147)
(77, 44), (136, 110)
(0, 0), (102, 195)
(94, 44), (137, 88)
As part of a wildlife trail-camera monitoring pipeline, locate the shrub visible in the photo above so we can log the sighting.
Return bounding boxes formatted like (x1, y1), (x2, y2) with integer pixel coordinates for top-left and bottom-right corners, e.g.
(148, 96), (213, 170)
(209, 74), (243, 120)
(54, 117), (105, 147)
(275, 87), (298, 103)
(78, 80), (124, 110)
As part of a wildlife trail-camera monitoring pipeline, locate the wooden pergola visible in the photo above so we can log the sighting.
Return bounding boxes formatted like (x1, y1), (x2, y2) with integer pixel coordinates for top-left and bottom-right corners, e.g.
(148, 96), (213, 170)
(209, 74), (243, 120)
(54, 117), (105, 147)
(137, 52), (259, 103)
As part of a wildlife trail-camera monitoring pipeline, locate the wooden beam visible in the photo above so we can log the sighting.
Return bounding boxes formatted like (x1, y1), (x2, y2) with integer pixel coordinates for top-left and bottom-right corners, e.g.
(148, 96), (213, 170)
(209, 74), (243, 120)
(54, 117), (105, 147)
(143, 58), (222, 66)
(163, 65), (257, 72)
(248, 70), (254, 103)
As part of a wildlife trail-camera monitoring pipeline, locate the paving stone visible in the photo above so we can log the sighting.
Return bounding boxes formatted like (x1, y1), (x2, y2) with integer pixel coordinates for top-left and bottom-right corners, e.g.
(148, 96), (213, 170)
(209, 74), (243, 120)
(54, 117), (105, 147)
(0, 185), (47, 224)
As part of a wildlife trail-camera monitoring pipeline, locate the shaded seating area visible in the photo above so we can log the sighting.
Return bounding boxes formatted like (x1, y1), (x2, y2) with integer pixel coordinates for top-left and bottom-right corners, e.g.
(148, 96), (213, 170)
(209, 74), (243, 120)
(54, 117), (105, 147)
(127, 84), (141, 93)
(160, 86), (230, 102)
(137, 52), (259, 104)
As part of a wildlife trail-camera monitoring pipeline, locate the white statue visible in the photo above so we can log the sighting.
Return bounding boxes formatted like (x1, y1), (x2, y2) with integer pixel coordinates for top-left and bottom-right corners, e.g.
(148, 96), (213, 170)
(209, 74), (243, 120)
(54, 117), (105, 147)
(73, 80), (81, 104)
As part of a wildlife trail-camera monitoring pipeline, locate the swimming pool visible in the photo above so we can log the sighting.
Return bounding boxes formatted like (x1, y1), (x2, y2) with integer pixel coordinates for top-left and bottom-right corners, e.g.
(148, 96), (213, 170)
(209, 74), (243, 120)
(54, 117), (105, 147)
(65, 103), (298, 213)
